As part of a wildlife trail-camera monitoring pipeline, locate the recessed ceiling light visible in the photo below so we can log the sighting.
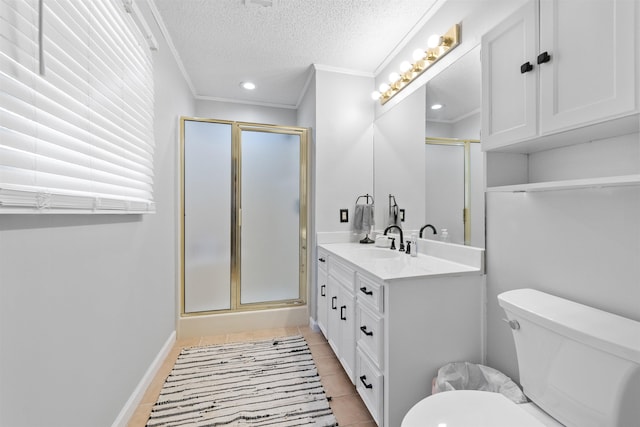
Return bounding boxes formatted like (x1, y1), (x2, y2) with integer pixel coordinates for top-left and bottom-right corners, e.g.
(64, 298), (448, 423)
(240, 81), (256, 90)
(431, 103), (443, 110)
(244, 0), (273, 7)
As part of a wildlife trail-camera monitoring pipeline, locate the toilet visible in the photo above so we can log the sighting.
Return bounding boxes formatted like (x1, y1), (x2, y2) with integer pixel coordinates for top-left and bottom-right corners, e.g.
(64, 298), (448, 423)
(402, 288), (640, 427)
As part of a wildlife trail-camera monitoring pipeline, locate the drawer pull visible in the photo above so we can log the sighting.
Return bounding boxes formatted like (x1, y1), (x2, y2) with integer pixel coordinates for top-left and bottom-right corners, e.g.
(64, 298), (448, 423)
(331, 296), (337, 309)
(359, 286), (373, 296)
(340, 305), (347, 320)
(320, 284), (326, 297)
(359, 375), (373, 389)
(360, 325), (373, 336)
(319, 257), (326, 262)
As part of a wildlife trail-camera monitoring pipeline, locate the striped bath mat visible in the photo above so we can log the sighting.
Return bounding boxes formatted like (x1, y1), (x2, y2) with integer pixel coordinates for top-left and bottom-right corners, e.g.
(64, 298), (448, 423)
(146, 335), (337, 426)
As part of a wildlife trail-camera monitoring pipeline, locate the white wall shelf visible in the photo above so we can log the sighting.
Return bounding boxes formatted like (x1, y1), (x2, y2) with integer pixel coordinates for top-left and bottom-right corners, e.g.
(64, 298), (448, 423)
(487, 174), (640, 193)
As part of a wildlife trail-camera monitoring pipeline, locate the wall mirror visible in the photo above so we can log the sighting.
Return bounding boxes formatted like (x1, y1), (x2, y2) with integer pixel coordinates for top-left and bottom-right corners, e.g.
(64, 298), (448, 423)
(372, 44), (483, 247)
(424, 45), (483, 247)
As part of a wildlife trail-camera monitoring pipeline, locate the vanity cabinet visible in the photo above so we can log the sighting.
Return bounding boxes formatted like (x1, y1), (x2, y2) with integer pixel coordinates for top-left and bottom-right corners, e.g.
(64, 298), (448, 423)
(355, 274), (385, 425)
(316, 249), (329, 336)
(326, 257), (357, 381)
(316, 244), (484, 427)
(358, 271), (482, 427)
(481, 0), (638, 152)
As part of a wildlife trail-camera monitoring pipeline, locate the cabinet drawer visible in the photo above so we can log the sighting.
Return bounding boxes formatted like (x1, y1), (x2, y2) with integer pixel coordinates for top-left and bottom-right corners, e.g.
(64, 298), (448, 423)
(356, 349), (383, 426)
(356, 274), (383, 313)
(317, 269), (329, 337)
(356, 304), (384, 368)
(329, 257), (355, 290)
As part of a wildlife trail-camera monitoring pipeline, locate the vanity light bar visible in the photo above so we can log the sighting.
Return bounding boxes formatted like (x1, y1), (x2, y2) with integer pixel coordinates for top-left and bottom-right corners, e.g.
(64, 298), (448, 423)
(373, 23), (461, 105)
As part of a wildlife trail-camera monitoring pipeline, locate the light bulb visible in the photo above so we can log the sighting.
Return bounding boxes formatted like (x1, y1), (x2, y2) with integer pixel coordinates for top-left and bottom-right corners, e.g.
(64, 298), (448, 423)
(427, 34), (442, 48)
(412, 48), (425, 61)
(240, 81), (256, 90)
(371, 91), (381, 100)
(399, 61), (412, 72)
(388, 72), (400, 83)
(431, 103), (443, 110)
(379, 83), (390, 93)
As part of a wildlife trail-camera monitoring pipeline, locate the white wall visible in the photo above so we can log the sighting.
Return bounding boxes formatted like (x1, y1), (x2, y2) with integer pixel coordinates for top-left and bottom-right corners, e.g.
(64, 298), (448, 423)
(425, 120), (453, 138)
(195, 99), (297, 125)
(486, 133), (640, 382)
(452, 112), (481, 140)
(425, 113), (480, 140)
(297, 73), (317, 318)
(0, 2), (194, 425)
(314, 69), (374, 234)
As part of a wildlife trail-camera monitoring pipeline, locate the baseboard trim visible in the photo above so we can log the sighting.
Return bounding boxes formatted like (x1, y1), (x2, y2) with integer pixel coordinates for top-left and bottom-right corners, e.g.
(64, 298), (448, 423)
(111, 330), (176, 427)
(308, 316), (320, 332)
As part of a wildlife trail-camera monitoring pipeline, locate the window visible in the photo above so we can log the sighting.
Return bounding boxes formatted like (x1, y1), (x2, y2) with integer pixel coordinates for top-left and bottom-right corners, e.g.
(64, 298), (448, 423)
(0, 0), (155, 213)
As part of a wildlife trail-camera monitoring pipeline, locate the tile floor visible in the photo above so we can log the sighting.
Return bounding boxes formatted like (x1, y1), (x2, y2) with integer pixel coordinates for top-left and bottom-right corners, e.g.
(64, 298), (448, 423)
(128, 325), (376, 427)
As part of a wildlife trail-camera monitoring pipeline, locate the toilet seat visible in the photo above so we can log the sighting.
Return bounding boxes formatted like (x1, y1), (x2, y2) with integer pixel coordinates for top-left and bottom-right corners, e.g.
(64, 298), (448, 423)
(401, 390), (548, 427)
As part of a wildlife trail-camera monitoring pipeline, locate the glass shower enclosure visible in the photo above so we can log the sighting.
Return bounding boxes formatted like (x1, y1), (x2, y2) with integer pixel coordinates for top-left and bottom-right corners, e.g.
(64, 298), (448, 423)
(181, 118), (308, 314)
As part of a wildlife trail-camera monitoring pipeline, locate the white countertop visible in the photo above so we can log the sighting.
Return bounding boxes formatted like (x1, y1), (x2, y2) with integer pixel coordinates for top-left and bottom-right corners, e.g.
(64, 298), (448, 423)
(318, 243), (482, 281)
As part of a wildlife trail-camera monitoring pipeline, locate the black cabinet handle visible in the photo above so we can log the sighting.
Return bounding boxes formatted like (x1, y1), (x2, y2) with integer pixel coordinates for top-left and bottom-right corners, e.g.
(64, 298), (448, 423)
(360, 325), (373, 336)
(520, 61), (533, 73)
(537, 51), (551, 64)
(359, 286), (373, 296)
(340, 305), (347, 320)
(320, 284), (326, 297)
(318, 257), (326, 263)
(331, 296), (337, 309)
(359, 375), (373, 389)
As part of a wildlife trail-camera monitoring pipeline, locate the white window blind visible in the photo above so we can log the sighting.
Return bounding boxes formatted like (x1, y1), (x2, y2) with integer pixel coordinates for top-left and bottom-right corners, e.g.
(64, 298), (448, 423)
(0, 0), (155, 213)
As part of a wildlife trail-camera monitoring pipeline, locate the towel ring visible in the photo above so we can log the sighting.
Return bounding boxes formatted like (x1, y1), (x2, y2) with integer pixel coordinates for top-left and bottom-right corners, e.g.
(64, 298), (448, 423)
(355, 194), (374, 205)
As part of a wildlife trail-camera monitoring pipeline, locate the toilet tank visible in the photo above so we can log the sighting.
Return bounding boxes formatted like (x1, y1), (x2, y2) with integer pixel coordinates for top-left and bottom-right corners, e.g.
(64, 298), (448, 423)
(498, 289), (640, 427)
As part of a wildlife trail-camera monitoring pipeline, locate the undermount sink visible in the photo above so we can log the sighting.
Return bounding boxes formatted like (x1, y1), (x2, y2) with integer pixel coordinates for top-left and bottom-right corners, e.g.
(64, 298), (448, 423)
(357, 248), (402, 259)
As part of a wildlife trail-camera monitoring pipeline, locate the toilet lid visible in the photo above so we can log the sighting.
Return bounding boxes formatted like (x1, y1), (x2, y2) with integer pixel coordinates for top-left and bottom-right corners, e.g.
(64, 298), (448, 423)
(402, 390), (545, 427)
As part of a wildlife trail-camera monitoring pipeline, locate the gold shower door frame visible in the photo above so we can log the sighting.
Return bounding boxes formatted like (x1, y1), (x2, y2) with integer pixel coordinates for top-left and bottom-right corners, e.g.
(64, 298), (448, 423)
(180, 117), (309, 316)
(425, 136), (480, 246)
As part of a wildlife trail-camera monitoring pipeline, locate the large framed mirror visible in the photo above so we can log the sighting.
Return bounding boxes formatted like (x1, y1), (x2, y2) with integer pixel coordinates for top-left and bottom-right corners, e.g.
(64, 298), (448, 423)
(372, 44), (483, 247)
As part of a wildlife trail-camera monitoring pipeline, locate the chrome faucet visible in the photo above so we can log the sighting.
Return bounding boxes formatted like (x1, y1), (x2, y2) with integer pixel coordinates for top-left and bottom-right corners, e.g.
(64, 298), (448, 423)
(419, 224), (437, 238)
(384, 225), (404, 252)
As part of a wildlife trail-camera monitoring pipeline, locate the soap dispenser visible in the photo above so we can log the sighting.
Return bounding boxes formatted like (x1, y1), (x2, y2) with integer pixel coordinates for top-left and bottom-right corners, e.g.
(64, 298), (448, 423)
(410, 233), (418, 257)
(441, 229), (450, 243)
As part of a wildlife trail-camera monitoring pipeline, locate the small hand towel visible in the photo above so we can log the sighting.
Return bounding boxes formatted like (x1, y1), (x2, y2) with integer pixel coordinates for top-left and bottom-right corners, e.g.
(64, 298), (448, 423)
(353, 204), (374, 233)
(388, 204), (400, 227)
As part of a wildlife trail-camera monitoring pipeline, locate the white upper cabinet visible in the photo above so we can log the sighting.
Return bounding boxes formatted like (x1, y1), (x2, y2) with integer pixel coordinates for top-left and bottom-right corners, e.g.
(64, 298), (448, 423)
(482, 0), (538, 148)
(482, 0), (638, 152)
(538, 0), (636, 133)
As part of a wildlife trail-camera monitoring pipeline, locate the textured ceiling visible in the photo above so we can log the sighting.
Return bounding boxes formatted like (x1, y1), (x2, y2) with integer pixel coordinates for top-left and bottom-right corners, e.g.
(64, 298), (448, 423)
(152, 0), (442, 108)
